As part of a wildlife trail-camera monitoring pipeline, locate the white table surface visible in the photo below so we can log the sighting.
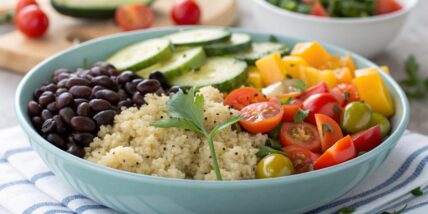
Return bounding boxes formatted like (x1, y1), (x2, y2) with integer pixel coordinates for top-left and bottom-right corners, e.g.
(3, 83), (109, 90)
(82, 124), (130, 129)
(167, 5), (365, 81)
(0, 0), (427, 133)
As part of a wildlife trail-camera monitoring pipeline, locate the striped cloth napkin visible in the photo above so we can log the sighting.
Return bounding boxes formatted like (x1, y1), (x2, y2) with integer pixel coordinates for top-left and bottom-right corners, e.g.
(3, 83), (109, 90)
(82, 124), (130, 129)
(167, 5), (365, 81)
(0, 127), (428, 214)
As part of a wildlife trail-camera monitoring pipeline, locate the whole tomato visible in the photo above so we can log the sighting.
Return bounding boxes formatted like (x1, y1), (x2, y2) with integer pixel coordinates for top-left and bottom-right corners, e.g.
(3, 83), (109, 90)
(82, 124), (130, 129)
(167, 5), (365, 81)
(15, 5), (49, 38)
(115, 4), (154, 31)
(16, 0), (38, 12)
(171, 0), (201, 25)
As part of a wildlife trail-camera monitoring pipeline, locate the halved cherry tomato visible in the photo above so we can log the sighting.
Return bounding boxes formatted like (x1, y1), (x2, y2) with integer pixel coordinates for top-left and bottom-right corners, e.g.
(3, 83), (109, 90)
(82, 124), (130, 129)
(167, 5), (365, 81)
(115, 4), (154, 31)
(310, 2), (329, 17)
(315, 114), (343, 152)
(282, 103), (301, 122)
(352, 125), (382, 153)
(282, 145), (319, 173)
(375, 0), (402, 15)
(313, 135), (356, 170)
(16, 0), (38, 12)
(239, 102), (284, 134)
(280, 122), (321, 153)
(171, 0), (201, 25)
(298, 82), (329, 101)
(302, 93), (341, 124)
(15, 5), (49, 38)
(224, 87), (267, 110)
(330, 84), (360, 107)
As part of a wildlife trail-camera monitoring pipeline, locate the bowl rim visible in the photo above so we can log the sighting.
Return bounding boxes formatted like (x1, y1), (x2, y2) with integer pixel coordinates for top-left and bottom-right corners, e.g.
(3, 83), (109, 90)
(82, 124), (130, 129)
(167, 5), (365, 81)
(253, 0), (419, 24)
(15, 26), (410, 188)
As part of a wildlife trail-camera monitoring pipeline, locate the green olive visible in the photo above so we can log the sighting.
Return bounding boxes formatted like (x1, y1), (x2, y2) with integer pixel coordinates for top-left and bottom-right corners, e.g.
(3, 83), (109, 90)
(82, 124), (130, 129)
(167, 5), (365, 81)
(256, 153), (294, 179)
(369, 112), (391, 138)
(341, 101), (372, 134)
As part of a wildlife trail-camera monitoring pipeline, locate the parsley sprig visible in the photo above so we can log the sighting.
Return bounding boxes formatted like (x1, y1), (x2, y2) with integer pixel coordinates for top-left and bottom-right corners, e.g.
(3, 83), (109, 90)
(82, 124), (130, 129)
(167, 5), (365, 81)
(399, 55), (427, 99)
(151, 88), (242, 180)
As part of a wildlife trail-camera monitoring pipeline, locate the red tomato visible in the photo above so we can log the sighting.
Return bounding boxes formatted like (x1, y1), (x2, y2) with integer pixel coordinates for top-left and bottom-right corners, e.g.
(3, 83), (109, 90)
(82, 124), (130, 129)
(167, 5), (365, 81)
(298, 82), (329, 101)
(280, 122), (321, 153)
(239, 102), (284, 134)
(330, 84), (360, 107)
(282, 145), (319, 173)
(282, 103), (301, 122)
(115, 4), (154, 31)
(310, 2), (329, 17)
(375, 0), (402, 15)
(15, 5), (49, 38)
(302, 93), (341, 124)
(315, 114), (343, 152)
(16, 0), (38, 12)
(352, 125), (382, 153)
(313, 135), (356, 170)
(224, 87), (267, 110)
(171, 0), (201, 25)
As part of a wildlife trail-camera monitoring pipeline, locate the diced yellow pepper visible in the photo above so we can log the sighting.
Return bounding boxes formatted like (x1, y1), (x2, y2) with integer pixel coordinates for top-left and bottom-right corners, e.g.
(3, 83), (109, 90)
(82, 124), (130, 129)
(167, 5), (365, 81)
(318, 56), (341, 70)
(319, 70), (338, 89)
(282, 56), (308, 79)
(291, 42), (331, 67)
(334, 68), (353, 84)
(342, 54), (356, 73)
(380, 66), (390, 75)
(255, 52), (286, 86)
(352, 68), (394, 117)
(247, 66), (264, 88)
(303, 66), (321, 86)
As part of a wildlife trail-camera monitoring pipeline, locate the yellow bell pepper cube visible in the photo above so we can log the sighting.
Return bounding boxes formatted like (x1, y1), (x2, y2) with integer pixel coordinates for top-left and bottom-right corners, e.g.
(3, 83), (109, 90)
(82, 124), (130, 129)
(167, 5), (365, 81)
(342, 54), (356, 73)
(255, 52), (286, 86)
(380, 66), (390, 75)
(352, 68), (394, 117)
(282, 56), (308, 79)
(302, 66), (321, 86)
(291, 42), (331, 67)
(334, 68), (353, 84)
(319, 70), (338, 89)
(247, 66), (264, 88)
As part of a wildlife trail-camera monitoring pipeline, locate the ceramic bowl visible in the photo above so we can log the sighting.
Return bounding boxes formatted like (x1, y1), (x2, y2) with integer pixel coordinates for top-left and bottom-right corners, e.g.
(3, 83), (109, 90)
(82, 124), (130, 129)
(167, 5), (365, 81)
(252, 0), (419, 58)
(16, 27), (409, 214)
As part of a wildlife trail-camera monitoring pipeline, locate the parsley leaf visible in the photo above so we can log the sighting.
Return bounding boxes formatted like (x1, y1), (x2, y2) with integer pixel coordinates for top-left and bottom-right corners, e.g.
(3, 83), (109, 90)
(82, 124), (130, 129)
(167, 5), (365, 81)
(344, 92), (350, 103)
(269, 35), (278, 43)
(333, 104), (340, 114)
(265, 138), (282, 150)
(268, 124), (282, 140)
(294, 108), (310, 123)
(322, 124), (332, 136)
(399, 55), (427, 99)
(280, 97), (292, 105)
(358, 151), (367, 156)
(381, 204), (407, 214)
(256, 146), (287, 158)
(308, 164), (314, 171)
(338, 207), (356, 214)
(293, 80), (308, 92)
(410, 187), (423, 196)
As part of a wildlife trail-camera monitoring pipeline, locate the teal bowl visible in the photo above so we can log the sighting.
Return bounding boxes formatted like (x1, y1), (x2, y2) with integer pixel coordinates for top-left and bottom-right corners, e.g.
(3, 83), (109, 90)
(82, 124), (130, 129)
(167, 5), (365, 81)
(15, 27), (410, 214)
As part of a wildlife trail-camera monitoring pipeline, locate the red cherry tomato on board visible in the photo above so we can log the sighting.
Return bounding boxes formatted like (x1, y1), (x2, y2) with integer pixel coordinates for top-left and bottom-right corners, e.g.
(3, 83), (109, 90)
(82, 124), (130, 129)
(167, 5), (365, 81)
(352, 125), (383, 153)
(280, 122), (321, 153)
(282, 145), (319, 173)
(310, 2), (329, 17)
(224, 87), (267, 110)
(315, 114), (343, 152)
(297, 82), (329, 101)
(115, 4), (154, 31)
(239, 102), (284, 134)
(15, 5), (49, 38)
(16, 0), (38, 12)
(313, 135), (356, 170)
(302, 93), (341, 124)
(375, 0), (403, 15)
(171, 0), (201, 25)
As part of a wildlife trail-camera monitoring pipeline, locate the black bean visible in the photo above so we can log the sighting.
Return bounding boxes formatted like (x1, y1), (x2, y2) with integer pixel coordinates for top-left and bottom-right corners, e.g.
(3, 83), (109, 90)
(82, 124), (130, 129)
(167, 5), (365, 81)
(94, 61), (115, 70)
(89, 99), (112, 112)
(117, 89), (128, 101)
(55, 88), (68, 96)
(155, 88), (165, 96)
(168, 86), (183, 94)
(46, 102), (58, 114)
(66, 143), (85, 158)
(57, 79), (68, 88)
(43, 83), (57, 92)
(56, 72), (71, 82)
(41, 109), (53, 121)
(118, 99), (133, 109)
(148, 71), (169, 89)
(33, 88), (44, 100)
(108, 68), (120, 76)
(132, 78), (143, 85)
(132, 92), (145, 105)
(56, 92), (73, 109)
(124, 82), (137, 95)
(41, 118), (56, 133)
(72, 132), (94, 147)
(117, 71), (137, 84)
(71, 116), (96, 132)
(31, 116), (43, 130)
(59, 107), (75, 125)
(27, 101), (42, 116)
(69, 85), (92, 98)
(93, 110), (116, 126)
(76, 102), (91, 117)
(137, 79), (160, 94)
(47, 133), (66, 149)
(92, 75), (115, 88)
(53, 115), (67, 134)
(54, 68), (70, 76)
(38, 92), (55, 107)
(66, 77), (90, 88)
(73, 98), (88, 107)
(91, 85), (105, 94)
(94, 89), (119, 104)
(90, 66), (110, 76)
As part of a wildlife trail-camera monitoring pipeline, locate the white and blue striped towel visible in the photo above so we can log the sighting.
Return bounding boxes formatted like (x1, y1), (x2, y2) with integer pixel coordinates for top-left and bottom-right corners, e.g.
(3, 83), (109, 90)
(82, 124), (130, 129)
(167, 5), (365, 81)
(0, 126), (427, 214)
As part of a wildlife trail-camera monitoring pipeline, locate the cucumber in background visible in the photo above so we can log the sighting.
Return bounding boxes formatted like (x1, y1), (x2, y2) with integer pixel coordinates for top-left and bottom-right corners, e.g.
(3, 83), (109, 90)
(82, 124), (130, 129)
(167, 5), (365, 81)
(232, 42), (290, 65)
(166, 29), (232, 47)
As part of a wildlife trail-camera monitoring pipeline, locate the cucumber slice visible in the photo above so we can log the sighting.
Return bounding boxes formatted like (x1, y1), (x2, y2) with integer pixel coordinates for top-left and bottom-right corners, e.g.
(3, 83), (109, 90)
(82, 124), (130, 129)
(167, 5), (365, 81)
(171, 57), (248, 92)
(204, 33), (252, 56)
(107, 38), (173, 71)
(51, 0), (153, 19)
(137, 47), (207, 80)
(166, 29), (231, 47)
(232, 42), (290, 65)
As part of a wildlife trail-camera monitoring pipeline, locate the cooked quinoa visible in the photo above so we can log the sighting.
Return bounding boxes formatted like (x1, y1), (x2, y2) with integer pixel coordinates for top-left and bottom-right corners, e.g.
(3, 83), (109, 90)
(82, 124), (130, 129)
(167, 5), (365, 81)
(84, 86), (267, 180)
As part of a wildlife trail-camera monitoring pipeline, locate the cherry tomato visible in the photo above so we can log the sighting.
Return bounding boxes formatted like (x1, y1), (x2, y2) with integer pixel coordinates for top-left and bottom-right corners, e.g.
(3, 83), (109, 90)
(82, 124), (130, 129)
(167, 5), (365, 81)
(375, 0), (402, 15)
(256, 153), (294, 179)
(280, 122), (321, 153)
(313, 135), (356, 170)
(298, 82), (329, 101)
(282, 145), (319, 173)
(171, 0), (201, 25)
(330, 84), (360, 107)
(282, 103), (301, 122)
(352, 125), (382, 153)
(310, 2), (329, 17)
(224, 87), (267, 110)
(115, 4), (154, 31)
(15, 5), (49, 38)
(302, 93), (341, 124)
(16, 0), (38, 12)
(239, 102), (284, 134)
(315, 114), (343, 152)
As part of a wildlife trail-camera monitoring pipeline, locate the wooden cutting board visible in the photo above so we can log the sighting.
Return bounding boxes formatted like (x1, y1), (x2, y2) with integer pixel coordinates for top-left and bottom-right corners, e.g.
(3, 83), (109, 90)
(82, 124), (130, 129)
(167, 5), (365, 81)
(0, 0), (237, 73)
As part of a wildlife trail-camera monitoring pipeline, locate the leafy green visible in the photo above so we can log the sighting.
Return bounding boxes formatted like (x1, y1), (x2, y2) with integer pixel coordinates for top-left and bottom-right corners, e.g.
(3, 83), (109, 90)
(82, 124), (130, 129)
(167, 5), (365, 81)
(399, 55), (427, 99)
(337, 207), (356, 214)
(293, 79), (308, 92)
(410, 187), (423, 196)
(333, 104), (340, 114)
(280, 97), (292, 105)
(358, 151), (367, 156)
(265, 138), (282, 150)
(381, 204), (407, 214)
(269, 35), (278, 43)
(268, 124), (282, 140)
(0, 11), (14, 25)
(344, 92), (351, 103)
(322, 124), (333, 136)
(151, 88), (242, 180)
(256, 146), (287, 158)
(294, 108), (310, 123)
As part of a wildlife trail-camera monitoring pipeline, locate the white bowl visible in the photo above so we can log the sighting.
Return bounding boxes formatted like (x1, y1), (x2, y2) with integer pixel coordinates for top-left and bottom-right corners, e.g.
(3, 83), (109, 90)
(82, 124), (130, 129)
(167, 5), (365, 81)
(252, 0), (419, 58)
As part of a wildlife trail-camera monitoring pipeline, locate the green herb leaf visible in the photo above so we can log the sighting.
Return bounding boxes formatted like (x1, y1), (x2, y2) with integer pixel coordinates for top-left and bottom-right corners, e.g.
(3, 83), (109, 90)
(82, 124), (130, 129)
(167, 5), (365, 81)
(344, 92), (350, 102)
(381, 204), (407, 214)
(399, 55), (427, 99)
(0, 11), (14, 25)
(410, 187), (423, 196)
(338, 207), (356, 214)
(293, 80), (308, 92)
(210, 116), (242, 136)
(82, 58), (89, 68)
(151, 118), (200, 133)
(268, 123), (282, 140)
(308, 164), (314, 171)
(280, 97), (292, 105)
(265, 138), (282, 150)
(244, 82), (256, 88)
(322, 124), (333, 136)
(256, 146), (287, 158)
(269, 35), (278, 43)
(333, 104), (340, 114)
(358, 151), (367, 156)
(294, 108), (310, 123)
